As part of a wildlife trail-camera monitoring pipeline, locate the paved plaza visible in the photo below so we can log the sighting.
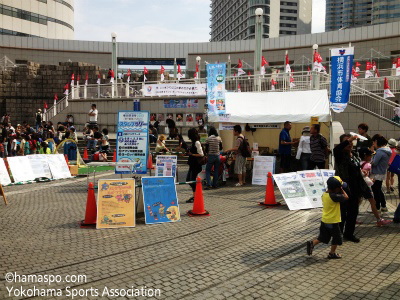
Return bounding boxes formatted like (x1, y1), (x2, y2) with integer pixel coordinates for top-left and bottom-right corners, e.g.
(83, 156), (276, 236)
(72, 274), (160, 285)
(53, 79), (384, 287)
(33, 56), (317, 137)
(0, 168), (399, 300)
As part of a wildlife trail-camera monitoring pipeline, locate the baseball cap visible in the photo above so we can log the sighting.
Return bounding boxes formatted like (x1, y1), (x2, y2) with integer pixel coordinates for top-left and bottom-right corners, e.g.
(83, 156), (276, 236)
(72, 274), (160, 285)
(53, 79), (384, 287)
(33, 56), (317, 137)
(327, 176), (347, 190)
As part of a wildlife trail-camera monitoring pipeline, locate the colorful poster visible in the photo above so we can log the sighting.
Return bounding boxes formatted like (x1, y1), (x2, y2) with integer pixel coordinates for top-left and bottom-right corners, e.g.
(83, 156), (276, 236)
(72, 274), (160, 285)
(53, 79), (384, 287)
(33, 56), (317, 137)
(143, 84), (206, 97)
(176, 113), (184, 126)
(46, 154), (72, 179)
(199, 133), (208, 144)
(297, 170), (325, 208)
(273, 172), (314, 210)
(27, 154), (52, 179)
(195, 113), (204, 124)
(330, 47), (354, 113)
(142, 177), (180, 224)
(156, 155), (177, 179)
(252, 156), (276, 185)
(207, 63), (226, 116)
(321, 169), (336, 189)
(97, 179), (135, 229)
(163, 99), (199, 109)
(116, 111), (149, 174)
(185, 113), (194, 126)
(150, 113), (157, 123)
(0, 159), (11, 185)
(7, 156), (36, 182)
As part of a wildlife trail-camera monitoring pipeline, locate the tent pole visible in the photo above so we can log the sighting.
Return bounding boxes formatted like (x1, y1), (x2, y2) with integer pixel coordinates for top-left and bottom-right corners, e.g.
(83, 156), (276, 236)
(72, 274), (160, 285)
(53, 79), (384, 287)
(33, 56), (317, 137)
(329, 111), (334, 170)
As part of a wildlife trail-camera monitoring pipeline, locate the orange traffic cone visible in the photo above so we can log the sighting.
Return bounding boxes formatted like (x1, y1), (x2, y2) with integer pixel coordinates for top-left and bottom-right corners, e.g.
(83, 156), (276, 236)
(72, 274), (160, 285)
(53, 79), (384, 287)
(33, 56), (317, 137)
(83, 148), (89, 160)
(259, 172), (281, 207)
(64, 154), (69, 165)
(188, 177), (210, 216)
(147, 153), (154, 169)
(80, 182), (97, 227)
(112, 149), (117, 162)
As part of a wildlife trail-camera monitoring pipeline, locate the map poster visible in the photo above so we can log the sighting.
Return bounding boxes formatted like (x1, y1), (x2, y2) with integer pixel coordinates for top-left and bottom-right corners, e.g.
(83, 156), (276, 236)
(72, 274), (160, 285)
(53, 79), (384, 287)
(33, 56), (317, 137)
(142, 177), (180, 225)
(97, 179), (135, 229)
(297, 170), (325, 208)
(0, 158), (11, 186)
(321, 169), (336, 189)
(116, 111), (149, 174)
(155, 155), (177, 180)
(252, 156), (276, 185)
(273, 172), (314, 210)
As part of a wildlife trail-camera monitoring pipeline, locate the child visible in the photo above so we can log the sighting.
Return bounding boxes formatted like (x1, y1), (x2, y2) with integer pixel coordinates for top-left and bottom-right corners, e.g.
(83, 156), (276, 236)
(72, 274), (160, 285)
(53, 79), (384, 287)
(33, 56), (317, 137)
(306, 176), (348, 259)
(386, 138), (397, 194)
(359, 148), (373, 188)
(155, 135), (169, 153)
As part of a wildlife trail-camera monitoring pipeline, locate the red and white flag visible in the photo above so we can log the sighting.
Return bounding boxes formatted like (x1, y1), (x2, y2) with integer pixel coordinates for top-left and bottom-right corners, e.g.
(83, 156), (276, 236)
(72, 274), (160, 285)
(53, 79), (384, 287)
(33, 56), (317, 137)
(160, 66), (165, 81)
(110, 69), (115, 83)
(144, 67), (149, 82)
(237, 59), (246, 76)
(77, 74), (80, 85)
(237, 83), (241, 93)
(365, 62), (374, 78)
(70, 74), (75, 86)
(372, 61), (377, 71)
(261, 56), (268, 75)
(285, 52), (291, 73)
(85, 72), (88, 85)
(289, 73), (296, 88)
(195, 63), (199, 79)
(96, 73), (101, 84)
(375, 68), (380, 78)
(355, 61), (361, 73)
(126, 69), (131, 83)
(63, 83), (69, 95)
(177, 65), (183, 80)
(54, 93), (58, 105)
(396, 58), (400, 76)
(352, 67), (360, 82)
(313, 50), (323, 72)
(248, 70), (251, 79)
(270, 79), (277, 91)
(43, 101), (48, 114)
(384, 77), (395, 99)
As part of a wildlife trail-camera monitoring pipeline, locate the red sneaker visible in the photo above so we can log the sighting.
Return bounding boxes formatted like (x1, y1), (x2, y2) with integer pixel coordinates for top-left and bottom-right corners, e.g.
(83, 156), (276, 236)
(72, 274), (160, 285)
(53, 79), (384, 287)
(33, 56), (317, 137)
(377, 219), (392, 227)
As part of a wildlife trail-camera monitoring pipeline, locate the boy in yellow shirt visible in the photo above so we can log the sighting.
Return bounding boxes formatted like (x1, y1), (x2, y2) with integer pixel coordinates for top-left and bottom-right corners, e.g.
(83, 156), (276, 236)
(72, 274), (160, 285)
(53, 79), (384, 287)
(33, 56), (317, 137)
(307, 176), (349, 259)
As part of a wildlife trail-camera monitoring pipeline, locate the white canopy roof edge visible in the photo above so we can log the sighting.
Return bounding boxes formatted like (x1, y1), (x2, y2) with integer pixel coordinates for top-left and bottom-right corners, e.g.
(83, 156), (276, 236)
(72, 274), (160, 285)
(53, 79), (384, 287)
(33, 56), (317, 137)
(209, 89), (330, 123)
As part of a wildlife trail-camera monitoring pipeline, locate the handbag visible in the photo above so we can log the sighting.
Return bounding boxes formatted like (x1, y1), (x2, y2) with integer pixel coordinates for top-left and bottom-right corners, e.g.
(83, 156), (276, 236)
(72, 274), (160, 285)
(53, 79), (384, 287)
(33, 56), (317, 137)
(388, 155), (400, 175)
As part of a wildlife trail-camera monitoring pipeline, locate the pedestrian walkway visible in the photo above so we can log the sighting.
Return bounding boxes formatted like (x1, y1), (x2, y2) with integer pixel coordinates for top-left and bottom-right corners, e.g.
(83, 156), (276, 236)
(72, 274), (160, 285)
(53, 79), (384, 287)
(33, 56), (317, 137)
(0, 169), (399, 299)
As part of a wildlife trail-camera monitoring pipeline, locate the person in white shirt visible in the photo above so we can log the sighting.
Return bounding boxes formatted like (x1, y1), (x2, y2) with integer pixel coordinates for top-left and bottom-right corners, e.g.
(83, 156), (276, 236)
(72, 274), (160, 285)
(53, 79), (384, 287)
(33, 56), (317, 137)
(88, 104), (98, 129)
(296, 126), (312, 170)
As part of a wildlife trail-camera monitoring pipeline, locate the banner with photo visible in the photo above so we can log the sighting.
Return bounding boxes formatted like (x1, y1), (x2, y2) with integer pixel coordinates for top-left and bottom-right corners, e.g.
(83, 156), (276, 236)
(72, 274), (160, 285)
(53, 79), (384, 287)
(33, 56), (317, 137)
(143, 84), (206, 97)
(330, 47), (354, 113)
(207, 63), (227, 116)
(163, 99), (199, 109)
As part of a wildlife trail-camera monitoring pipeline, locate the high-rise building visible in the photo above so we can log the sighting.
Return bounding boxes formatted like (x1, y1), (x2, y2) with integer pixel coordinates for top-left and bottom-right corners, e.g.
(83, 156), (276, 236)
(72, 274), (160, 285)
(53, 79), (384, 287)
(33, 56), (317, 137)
(0, 0), (74, 39)
(326, 0), (400, 32)
(209, 0), (312, 41)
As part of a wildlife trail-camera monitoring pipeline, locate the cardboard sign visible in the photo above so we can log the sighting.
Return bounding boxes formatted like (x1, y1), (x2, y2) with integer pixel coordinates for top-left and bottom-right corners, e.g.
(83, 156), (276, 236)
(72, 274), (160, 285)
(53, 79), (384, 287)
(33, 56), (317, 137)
(156, 155), (177, 179)
(46, 154), (72, 179)
(273, 172), (314, 210)
(252, 156), (275, 185)
(7, 157), (36, 182)
(297, 170), (325, 208)
(97, 179), (135, 229)
(27, 155), (52, 179)
(0, 159), (11, 186)
(142, 177), (180, 224)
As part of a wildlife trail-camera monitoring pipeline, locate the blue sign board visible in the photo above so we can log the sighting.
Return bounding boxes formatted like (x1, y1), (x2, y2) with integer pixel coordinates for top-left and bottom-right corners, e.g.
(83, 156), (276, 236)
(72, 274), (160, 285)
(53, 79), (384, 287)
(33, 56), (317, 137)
(330, 47), (354, 113)
(207, 63), (226, 116)
(142, 177), (181, 224)
(115, 111), (149, 174)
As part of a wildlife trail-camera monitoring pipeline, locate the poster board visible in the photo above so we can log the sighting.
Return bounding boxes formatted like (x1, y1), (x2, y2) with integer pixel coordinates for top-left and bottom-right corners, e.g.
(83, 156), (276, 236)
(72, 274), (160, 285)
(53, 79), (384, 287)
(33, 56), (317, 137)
(321, 169), (336, 189)
(97, 179), (135, 229)
(27, 155), (53, 179)
(46, 154), (72, 179)
(252, 156), (275, 185)
(0, 159), (11, 186)
(297, 170), (325, 208)
(142, 177), (180, 224)
(199, 133), (208, 144)
(273, 172), (314, 210)
(7, 156), (36, 182)
(155, 155), (177, 180)
(116, 111), (149, 174)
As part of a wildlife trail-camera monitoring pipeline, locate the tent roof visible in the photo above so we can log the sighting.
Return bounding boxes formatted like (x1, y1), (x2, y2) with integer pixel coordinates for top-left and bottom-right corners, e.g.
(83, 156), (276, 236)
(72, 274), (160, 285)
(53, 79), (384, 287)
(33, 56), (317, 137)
(209, 89), (330, 123)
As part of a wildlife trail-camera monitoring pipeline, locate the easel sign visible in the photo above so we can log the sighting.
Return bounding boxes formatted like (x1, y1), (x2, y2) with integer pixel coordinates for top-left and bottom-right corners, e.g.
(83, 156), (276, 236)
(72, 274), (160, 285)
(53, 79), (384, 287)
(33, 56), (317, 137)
(0, 159), (11, 186)
(0, 184), (8, 205)
(97, 179), (136, 229)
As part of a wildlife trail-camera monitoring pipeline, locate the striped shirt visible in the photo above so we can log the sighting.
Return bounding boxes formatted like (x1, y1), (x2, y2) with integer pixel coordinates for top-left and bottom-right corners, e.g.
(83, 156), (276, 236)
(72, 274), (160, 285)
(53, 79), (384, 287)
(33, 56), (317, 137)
(206, 135), (221, 155)
(310, 134), (328, 163)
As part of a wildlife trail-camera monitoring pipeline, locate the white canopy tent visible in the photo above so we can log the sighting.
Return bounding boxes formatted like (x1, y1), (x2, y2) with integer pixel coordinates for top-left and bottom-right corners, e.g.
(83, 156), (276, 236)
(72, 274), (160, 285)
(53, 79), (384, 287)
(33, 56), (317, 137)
(209, 89), (331, 124)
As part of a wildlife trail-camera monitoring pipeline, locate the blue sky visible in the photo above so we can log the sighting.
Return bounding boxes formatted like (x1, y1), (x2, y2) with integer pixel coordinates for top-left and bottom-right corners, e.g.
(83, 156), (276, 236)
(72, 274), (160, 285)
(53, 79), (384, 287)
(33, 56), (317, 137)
(74, 0), (326, 43)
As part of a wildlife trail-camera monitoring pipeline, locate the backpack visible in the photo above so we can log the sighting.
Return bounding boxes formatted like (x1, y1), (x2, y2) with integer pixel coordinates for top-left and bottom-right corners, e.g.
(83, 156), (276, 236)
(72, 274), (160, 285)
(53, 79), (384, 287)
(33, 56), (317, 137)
(238, 136), (251, 158)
